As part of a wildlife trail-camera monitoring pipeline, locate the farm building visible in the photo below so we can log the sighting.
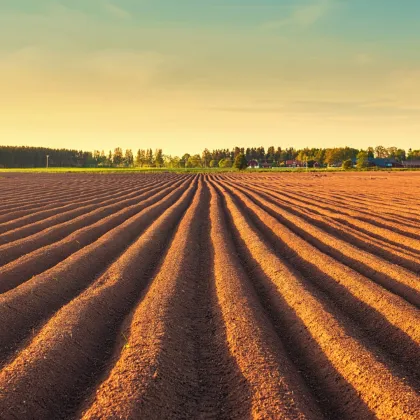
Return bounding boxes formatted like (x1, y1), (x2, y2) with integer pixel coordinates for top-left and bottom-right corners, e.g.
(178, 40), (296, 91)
(285, 160), (304, 167)
(247, 159), (259, 169)
(260, 161), (272, 168)
(368, 158), (403, 168)
(402, 160), (420, 168)
(247, 160), (274, 169)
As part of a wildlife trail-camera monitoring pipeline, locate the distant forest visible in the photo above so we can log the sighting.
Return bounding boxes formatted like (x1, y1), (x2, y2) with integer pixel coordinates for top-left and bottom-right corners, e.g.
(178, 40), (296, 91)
(0, 145), (419, 168)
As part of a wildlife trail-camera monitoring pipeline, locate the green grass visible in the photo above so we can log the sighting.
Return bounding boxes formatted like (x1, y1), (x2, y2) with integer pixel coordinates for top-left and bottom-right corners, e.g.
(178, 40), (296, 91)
(0, 167), (235, 174)
(0, 166), (418, 174)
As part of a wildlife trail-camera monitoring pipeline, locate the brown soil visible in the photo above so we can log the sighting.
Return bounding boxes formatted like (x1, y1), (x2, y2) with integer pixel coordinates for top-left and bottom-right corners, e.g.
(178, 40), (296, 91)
(0, 171), (419, 419)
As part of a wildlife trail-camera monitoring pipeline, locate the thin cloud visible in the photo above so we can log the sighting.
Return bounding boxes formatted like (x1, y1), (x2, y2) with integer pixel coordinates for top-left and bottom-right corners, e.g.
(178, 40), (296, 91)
(206, 99), (420, 118)
(104, 2), (131, 19)
(262, 0), (334, 29)
(208, 106), (286, 114)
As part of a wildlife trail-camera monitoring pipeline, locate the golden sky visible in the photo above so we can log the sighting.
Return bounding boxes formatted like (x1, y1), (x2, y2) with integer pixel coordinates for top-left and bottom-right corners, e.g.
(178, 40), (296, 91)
(1, 1), (419, 154)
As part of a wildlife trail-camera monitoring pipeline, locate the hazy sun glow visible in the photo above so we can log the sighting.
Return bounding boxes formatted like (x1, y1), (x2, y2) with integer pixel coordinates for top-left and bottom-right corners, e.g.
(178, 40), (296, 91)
(1, 0), (419, 154)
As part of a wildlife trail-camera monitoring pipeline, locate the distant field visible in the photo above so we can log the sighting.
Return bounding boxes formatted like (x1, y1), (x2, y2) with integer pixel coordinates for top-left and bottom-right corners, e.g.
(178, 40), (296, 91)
(0, 166), (418, 173)
(0, 172), (419, 419)
(0, 167), (237, 173)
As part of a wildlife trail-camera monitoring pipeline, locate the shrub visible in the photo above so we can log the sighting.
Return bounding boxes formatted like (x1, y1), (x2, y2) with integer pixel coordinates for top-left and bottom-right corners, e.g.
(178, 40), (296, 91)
(218, 158), (232, 168)
(233, 153), (248, 170)
(342, 159), (353, 170)
(356, 151), (369, 169)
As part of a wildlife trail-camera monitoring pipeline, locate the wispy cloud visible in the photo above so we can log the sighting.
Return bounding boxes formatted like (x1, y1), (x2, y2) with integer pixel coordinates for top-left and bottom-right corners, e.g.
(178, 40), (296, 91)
(206, 99), (420, 118)
(208, 106), (286, 114)
(104, 2), (131, 19)
(262, 0), (334, 29)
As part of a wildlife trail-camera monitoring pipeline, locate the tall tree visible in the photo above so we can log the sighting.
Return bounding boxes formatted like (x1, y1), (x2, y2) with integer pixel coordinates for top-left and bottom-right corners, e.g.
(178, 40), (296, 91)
(135, 149), (145, 167)
(201, 148), (211, 168)
(325, 148), (342, 166)
(181, 153), (190, 168)
(233, 146), (241, 159)
(113, 148), (123, 166)
(267, 146), (275, 160)
(154, 149), (164, 167)
(374, 145), (388, 158)
(145, 149), (154, 166)
(407, 149), (420, 160)
(234, 153), (248, 170)
(218, 158), (232, 168)
(357, 151), (369, 168)
(187, 154), (202, 168)
(124, 149), (134, 167)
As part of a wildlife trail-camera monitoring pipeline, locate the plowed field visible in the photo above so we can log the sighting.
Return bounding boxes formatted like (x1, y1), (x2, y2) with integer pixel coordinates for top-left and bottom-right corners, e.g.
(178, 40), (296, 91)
(0, 172), (419, 419)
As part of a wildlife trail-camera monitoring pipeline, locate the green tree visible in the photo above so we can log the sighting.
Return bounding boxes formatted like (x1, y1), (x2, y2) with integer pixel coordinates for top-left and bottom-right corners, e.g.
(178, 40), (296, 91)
(187, 154), (202, 168)
(181, 153), (190, 168)
(135, 149), (145, 167)
(124, 149), (134, 167)
(201, 148), (211, 167)
(325, 148), (342, 166)
(166, 156), (180, 168)
(408, 149), (420, 160)
(99, 150), (107, 166)
(297, 148), (313, 163)
(113, 147), (123, 166)
(342, 159), (353, 170)
(209, 159), (218, 168)
(218, 158), (232, 168)
(357, 151), (369, 168)
(374, 145), (388, 158)
(154, 149), (164, 167)
(93, 150), (101, 165)
(314, 149), (326, 166)
(145, 149), (154, 166)
(396, 149), (406, 161)
(234, 153), (248, 170)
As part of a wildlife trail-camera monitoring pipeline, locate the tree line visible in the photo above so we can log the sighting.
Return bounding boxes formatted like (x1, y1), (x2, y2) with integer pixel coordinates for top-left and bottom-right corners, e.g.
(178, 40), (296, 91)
(0, 145), (419, 168)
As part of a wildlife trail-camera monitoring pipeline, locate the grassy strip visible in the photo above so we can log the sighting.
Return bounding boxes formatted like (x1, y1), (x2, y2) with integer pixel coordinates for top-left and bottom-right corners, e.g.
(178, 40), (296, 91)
(1, 167), (420, 174)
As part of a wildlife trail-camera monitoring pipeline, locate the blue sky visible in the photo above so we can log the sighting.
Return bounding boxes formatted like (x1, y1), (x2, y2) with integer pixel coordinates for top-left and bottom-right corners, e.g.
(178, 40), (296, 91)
(1, 0), (419, 153)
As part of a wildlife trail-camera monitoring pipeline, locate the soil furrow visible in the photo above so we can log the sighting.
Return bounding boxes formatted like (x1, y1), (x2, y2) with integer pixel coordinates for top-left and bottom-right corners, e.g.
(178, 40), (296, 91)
(0, 178), (185, 292)
(0, 171), (418, 419)
(292, 185), (420, 219)
(0, 179), (132, 219)
(207, 180), (322, 419)
(237, 179), (420, 244)
(212, 180), (420, 419)
(224, 179), (420, 304)
(79, 179), (239, 419)
(239, 180), (420, 255)
(0, 181), (107, 211)
(0, 181), (134, 220)
(245, 177), (420, 221)
(0, 177), (162, 235)
(249, 187), (420, 272)
(0, 177), (197, 420)
(218, 181), (420, 387)
(0, 178), (192, 364)
(0, 177), (179, 265)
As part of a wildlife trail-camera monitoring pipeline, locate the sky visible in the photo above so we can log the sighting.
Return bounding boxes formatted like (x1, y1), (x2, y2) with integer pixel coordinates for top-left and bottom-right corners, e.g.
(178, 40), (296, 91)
(1, 0), (419, 155)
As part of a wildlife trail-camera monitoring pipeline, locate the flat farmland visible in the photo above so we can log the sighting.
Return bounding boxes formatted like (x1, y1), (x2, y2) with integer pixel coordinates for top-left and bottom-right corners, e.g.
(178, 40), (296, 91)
(0, 172), (419, 419)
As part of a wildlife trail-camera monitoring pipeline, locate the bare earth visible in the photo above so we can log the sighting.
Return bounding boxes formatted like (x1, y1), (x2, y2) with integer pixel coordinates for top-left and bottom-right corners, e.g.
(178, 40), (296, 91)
(0, 172), (419, 419)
